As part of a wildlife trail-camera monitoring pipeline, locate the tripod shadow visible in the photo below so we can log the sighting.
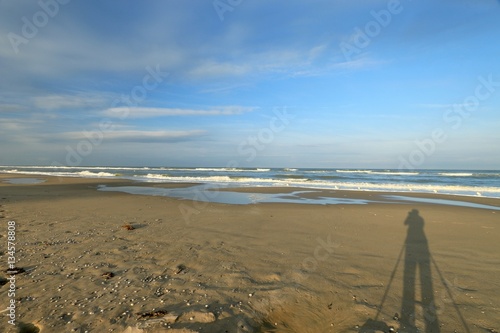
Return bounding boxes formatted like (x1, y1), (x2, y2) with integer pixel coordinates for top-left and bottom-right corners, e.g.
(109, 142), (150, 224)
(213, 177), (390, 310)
(400, 209), (440, 333)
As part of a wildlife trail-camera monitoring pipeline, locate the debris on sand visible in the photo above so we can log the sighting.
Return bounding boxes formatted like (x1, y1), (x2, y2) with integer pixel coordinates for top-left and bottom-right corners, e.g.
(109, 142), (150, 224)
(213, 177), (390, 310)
(136, 310), (171, 319)
(175, 264), (187, 274)
(122, 224), (135, 230)
(135, 310), (179, 328)
(5, 266), (25, 275)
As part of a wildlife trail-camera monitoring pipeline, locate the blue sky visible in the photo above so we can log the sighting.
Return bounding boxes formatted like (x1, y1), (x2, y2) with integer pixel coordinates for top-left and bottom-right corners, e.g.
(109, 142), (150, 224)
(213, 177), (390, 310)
(1, 0), (499, 168)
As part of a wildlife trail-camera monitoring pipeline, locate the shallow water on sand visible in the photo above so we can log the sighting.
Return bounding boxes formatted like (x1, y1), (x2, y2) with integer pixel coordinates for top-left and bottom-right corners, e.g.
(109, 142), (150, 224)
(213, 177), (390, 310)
(97, 184), (500, 211)
(2, 177), (46, 184)
(97, 185), (376, 205)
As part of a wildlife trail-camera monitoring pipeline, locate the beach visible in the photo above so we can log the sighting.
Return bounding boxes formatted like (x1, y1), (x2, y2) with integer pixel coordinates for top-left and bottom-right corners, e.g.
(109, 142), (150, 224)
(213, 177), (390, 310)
(1, 174), (499, 333)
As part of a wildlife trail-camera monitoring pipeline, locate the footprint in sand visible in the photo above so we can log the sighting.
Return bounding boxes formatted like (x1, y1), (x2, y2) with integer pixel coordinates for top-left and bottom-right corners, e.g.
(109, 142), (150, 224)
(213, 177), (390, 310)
(17, 322), (41, 333)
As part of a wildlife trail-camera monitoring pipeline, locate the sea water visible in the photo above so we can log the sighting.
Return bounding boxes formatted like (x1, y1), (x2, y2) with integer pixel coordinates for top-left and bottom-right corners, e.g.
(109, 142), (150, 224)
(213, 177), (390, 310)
(1, 166), (500, 198)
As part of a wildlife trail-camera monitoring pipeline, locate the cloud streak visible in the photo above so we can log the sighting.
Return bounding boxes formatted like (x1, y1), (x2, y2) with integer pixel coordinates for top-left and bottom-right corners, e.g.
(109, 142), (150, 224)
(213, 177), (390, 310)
(33, 94), (109, 110)
(102, 106), (257, 118)
(58, 130), (207, 143)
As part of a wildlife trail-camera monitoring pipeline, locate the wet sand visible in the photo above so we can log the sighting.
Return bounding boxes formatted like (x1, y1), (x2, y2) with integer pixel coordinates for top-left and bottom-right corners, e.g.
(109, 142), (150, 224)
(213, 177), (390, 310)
(0, 174), (499, 333)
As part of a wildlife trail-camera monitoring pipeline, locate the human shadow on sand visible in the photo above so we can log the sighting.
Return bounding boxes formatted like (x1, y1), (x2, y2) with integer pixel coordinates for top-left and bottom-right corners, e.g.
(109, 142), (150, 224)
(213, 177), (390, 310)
(399, 209), (440, 333)
(359, 209), (440, 333)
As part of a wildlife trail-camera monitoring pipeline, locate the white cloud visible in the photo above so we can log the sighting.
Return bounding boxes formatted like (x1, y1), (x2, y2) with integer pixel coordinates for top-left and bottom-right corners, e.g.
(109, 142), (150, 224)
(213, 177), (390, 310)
(0, 119), (29, 132)
(308, 43), (329, 60)
(33, 94), (108, 110)
(102, 106), (257, 118)
(0, 117), (47, 145)
(59, 130), (206, 143)
(188, 61), (251, 79)
(187, 44), (359, 81)
(0, 103), (27, 112)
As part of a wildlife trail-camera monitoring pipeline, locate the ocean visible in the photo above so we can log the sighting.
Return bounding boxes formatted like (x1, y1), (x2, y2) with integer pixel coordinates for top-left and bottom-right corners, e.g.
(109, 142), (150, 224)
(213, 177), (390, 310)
(1, 166), (500, 198)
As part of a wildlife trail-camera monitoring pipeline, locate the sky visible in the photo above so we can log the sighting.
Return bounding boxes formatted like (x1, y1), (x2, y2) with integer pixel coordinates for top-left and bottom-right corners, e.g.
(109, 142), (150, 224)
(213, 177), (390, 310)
(0, 0), (499, 169)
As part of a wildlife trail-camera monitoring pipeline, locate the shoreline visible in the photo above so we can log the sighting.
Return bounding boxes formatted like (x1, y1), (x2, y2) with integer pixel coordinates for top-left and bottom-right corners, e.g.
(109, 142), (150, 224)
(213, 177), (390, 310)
(2, 173), (500, 207)
(0, 174), (499, 332)
(2, 168), (500, 200)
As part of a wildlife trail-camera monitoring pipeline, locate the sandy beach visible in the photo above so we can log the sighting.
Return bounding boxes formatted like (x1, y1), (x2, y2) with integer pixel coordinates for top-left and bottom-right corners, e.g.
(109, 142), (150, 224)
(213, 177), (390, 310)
(1, 174), (499, 333)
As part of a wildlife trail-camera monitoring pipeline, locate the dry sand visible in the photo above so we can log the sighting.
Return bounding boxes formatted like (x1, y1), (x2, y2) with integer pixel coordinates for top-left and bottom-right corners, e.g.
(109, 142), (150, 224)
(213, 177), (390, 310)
(0, 174), (499, 333)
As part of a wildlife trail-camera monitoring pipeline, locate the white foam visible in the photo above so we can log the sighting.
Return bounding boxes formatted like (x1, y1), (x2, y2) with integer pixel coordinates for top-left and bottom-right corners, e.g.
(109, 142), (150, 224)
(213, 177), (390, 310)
(126, 175), (500, 197)
(195, 168), (233, 172)
(76, 171), (116, 177)
(137, 174), (234, 182)
(140, 173), (169, 179)
(336, 169), (371, 173)
(1, 169), (117, 178)
(336, 170), (419, 176)
(194, 167), (271, 172)
(371, 171), (420, 176)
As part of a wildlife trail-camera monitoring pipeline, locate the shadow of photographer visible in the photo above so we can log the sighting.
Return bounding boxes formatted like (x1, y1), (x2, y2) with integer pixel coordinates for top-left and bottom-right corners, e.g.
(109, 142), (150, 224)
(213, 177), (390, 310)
(359, 209), (441, 333)
(400, 209), (440, 333)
